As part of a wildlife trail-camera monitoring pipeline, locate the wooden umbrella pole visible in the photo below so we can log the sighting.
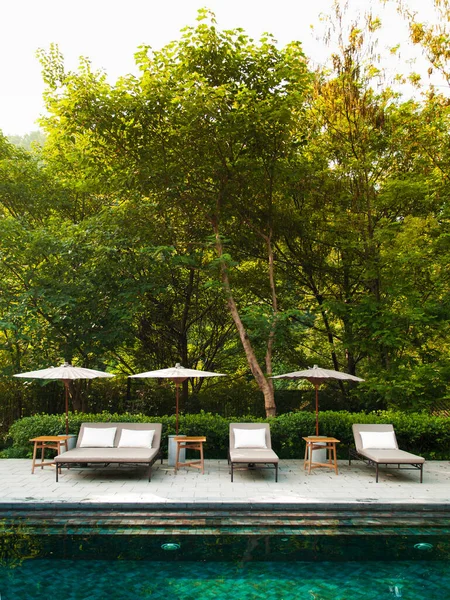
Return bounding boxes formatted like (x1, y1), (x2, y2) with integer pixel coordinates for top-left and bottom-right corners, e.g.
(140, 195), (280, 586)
(175, 382), (180, 435)
(315, 383), (319, 436)
(64, 379), (70, 436)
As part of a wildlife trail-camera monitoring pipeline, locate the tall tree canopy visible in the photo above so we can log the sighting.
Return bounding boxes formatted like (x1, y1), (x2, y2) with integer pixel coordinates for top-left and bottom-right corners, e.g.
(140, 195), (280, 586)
(1, 4), (449, 420)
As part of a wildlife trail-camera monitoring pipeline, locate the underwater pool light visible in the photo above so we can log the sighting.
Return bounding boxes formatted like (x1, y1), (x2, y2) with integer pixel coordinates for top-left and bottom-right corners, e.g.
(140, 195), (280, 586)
(414, 542), (433, 552)
(161, 542), (181, 551)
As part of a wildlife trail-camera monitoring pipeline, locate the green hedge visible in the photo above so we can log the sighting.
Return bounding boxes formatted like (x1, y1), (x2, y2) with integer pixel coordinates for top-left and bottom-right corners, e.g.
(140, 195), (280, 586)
(3, 410), (450, 460)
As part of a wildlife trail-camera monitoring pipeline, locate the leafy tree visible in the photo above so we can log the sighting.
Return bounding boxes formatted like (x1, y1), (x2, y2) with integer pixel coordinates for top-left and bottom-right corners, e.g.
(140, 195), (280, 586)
(273, 3), (450, 409)
(7, 130), (46, 151)
(37, 12), (313, 416)
(1, 3), (449, 422)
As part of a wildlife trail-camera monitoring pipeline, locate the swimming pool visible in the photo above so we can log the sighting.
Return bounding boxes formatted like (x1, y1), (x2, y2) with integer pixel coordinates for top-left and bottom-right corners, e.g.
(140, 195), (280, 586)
(1, 532), (450, 599)
(2, 502), (450, 599)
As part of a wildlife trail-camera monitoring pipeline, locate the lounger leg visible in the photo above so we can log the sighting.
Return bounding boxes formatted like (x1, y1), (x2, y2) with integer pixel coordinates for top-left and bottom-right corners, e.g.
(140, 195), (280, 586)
(56, 464), (59, 483)
(376, 464), (379, 483)
(333, 444), (338, 475)
(420, 464), (423, 483)
(175, 441), (180, 473)
(148, 464), (152, 482)
(275, 463), (278, 482)
(200, 441), (204, 475)
(231, 462), (234, 483)
(31, 441), (38, 474)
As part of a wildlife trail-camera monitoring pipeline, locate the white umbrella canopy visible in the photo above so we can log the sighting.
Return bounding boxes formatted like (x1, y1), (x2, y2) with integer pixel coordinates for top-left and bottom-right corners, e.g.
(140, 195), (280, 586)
(272, 365), (364, 435)
(130, 363), (226, 434)
(14, 362), (115, 435)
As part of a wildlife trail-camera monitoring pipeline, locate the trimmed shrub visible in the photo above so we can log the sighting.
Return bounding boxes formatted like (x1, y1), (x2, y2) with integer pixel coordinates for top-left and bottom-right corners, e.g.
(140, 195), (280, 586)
(3, 410), (450, 460)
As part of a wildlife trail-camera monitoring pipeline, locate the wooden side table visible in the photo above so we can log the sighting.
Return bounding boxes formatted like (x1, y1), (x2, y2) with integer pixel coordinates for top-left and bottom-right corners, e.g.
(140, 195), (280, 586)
(303, 436), (340, 475)
(174, 436), (206, 474)
(30, 436), (71, 474)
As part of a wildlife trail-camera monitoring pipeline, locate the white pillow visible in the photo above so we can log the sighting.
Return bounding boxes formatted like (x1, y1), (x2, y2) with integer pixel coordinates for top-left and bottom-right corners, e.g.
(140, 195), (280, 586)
(360, 431), (397, 450)
(79, 427), (117, 448)
(234, 428), (267, 449)
(118, 429), (154, 448)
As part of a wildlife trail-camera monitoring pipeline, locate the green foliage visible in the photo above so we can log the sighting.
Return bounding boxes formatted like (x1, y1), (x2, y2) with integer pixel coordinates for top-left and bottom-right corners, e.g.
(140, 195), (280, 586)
(7, 130), (46, 151)
(1, 8), (450, 424)
(4, 410), (450, 460)
(0, 522), (43, 567)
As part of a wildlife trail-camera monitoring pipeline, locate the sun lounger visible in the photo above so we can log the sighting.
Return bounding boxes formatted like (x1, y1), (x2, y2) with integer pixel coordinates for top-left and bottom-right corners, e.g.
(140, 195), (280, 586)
(228, 423), (279, 482)
(349, 424), (424, 482)
(54, 422), (162, 482)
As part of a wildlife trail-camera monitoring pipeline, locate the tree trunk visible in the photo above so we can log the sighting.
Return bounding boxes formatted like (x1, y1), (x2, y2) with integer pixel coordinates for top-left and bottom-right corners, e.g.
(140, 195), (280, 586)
(264, 231), (277, 404)
(179, 268), (195, 404)
(213, 221), (276, 417)
(308, 279), (347, 396)
(69, 381), (81, 412)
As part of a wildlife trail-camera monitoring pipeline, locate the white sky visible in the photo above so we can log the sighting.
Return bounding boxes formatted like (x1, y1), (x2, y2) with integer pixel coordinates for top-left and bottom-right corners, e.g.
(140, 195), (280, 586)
(0, 0), (438, 136)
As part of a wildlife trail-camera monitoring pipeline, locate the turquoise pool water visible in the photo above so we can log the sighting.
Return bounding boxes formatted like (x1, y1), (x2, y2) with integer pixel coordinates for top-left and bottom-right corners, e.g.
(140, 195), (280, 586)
(2, 559), (449, 599)
(1, 534), (449, 599)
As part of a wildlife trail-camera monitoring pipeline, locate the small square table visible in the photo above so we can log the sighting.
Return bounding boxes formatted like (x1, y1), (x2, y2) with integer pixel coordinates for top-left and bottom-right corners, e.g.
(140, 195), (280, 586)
(30, 436), (71, 474)
(174, 436), (206, 474)
(303, 436), (340, 475)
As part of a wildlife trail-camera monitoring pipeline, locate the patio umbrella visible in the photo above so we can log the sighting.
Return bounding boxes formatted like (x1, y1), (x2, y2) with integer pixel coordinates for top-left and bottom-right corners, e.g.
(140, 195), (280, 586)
(129, 363), (226, 434)
(272, 365), (364, 435)
(14, 363), (115, 435)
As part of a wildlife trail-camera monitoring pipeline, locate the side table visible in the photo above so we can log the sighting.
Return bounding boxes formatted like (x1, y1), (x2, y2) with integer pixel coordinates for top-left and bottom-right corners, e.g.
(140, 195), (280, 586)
(174, 436), (206, 474)
(30, 436), (71, 474)
(303, 436), (340, 475)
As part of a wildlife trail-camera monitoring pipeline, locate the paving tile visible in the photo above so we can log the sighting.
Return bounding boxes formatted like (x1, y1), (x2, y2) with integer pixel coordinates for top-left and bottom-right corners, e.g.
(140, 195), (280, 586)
(0, 459), (448, 507)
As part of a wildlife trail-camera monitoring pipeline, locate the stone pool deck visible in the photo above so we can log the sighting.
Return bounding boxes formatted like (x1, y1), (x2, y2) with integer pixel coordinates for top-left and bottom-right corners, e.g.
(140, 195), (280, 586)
(2, 459), (449, 536)
(1, 458), (449, 506)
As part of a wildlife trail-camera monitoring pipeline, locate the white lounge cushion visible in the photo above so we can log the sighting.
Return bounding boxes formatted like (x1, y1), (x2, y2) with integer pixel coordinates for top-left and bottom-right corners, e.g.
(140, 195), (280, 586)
(234, 428), (267, 449)
(360, 431), (397, 450)
(118, 428), (154, 448)
(79, 427), (117, 448)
